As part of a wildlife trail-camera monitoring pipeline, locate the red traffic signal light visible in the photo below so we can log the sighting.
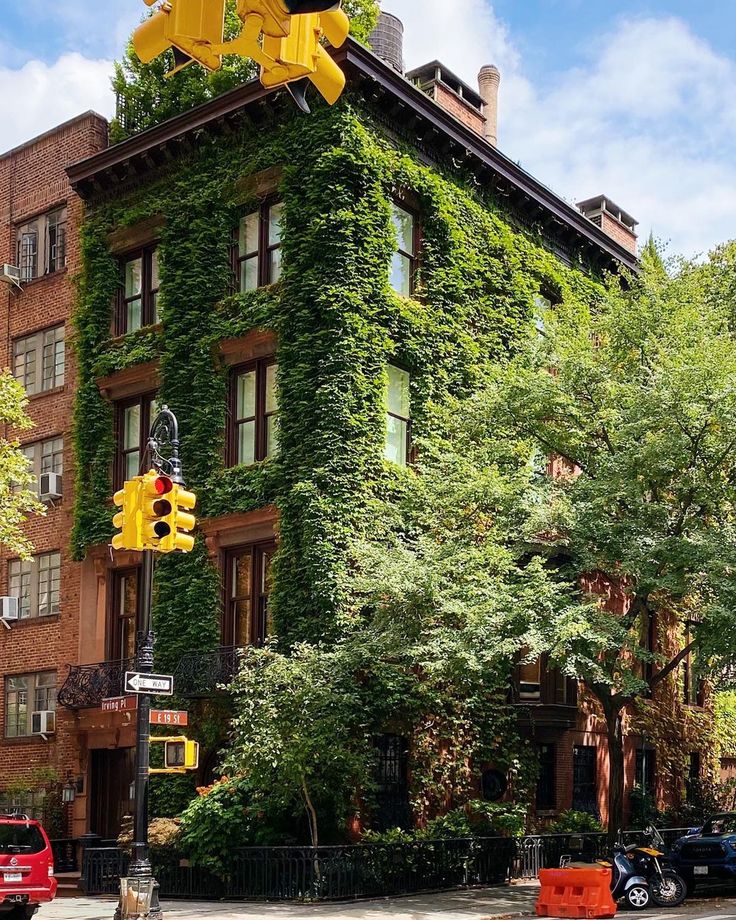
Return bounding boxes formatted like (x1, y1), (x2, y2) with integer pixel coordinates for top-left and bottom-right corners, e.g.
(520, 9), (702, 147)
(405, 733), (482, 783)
(154, 475), (174, 496)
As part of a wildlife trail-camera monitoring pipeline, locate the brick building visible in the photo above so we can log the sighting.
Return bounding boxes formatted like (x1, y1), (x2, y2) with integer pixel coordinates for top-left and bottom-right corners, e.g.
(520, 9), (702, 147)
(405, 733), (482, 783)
(0, 16), (692, 845)
(0, 113), (108, 827)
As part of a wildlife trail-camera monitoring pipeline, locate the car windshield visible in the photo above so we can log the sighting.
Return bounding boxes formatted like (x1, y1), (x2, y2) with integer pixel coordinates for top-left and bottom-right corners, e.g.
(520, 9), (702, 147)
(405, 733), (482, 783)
(0, 824), (45, 854)
(703, 816), (736, 836)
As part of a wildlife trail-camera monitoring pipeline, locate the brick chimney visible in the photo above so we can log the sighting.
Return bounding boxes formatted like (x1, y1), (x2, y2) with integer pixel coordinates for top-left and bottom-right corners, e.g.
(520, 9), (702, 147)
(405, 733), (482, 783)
(577, 195), (639, 255)
(406, 61), (487, 135)
(478, 65), (501, 147)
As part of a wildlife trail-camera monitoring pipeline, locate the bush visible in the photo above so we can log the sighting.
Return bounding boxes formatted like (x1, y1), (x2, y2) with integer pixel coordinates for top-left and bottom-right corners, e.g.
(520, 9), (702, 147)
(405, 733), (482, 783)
(361, 800), (526, 844)
(546, 811), (604, 834)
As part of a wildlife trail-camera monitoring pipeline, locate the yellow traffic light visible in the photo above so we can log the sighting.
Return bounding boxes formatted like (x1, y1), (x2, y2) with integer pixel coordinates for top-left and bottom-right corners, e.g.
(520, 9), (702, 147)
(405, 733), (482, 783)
(170, 484), (197, 553)
(112, 479), (143, 552)
(260, 8), (349, 105)
(133, 0), (226, 76)
(149, 736), (200, 774)
(140, 471), (175, 551)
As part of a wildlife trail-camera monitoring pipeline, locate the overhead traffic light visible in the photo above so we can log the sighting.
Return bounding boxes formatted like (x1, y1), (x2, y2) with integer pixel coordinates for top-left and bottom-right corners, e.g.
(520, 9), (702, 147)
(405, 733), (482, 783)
(133, 0), (226, 76)
(112, 479), (143, 551)
(131, 0), (350, 107)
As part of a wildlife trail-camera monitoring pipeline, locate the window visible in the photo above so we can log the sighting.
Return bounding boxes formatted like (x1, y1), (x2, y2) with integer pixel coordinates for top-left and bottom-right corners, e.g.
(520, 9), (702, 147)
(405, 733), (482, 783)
(5, 672), (56, 738)
(236, 201), (284, 292)
(13, 326), (65, 395)
(384, 365), (411, 466)
(108, 569), (139, 663)
(635, 748), (656, 797)
(118, 247), (159, 334)
(572, 745), (598, 815)
(686, 752), (701, 803)
(229, 360), (278, 466)
(519, 656), (542, 701)
(372, 735), (411, 831)
(222, 543), (274, 648)
(21, 436), (63, 484)
(683, 622), (702, 706)
(16, 207), (67, 282)
(116, 394), (158, 486)
(390, 202), (417, 296)
(533, 294), (551, 335)
(537, 744), (556, 811)
(8, 552), (61, 620)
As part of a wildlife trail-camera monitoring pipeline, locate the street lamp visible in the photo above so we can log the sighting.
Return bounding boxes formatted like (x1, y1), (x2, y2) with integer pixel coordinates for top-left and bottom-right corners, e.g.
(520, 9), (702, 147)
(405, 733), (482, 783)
(62, 779), (76, 805)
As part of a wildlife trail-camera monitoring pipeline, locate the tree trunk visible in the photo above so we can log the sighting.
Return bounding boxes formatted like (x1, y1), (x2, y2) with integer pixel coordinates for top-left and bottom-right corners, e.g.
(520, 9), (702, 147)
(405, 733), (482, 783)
(605, 708), (625, 845)
(301, 774), (319, 849)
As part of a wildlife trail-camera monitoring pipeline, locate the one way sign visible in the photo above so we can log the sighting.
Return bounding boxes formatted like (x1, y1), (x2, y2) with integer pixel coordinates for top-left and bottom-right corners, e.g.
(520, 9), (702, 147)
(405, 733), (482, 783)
(124, 671), (174, 696)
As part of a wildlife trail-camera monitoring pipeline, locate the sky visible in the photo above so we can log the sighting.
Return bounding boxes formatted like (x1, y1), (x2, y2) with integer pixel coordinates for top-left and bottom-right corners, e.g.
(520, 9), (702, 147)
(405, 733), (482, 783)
(1, 1), (735, 258)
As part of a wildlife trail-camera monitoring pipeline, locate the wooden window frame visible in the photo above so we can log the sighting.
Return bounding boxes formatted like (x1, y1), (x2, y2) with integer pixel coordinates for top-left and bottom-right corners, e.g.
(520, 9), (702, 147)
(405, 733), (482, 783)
(8, 551), (61, 620)
(683, 622), (703, 707)
(114, 393), (158, 489)
(106, 567), (141, 663)
(221, 542), (275, 649)
(390, 199), (419, 297)
(385, 364), (412, 467)
(233, 198), (283, 292)
(4, 671), (56, 739)
(16, 206), (67, 283)
(116, 245), (160, 335)
(21, 435), (64, 482)
(13, 325), (65, 395)
(228, 358), (278, 467)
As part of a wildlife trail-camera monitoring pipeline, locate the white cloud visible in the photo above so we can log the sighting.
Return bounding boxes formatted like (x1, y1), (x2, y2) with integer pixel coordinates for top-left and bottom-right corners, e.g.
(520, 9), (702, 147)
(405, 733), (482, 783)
(387, 3), (736, 259)
(0, 53), (114, 154)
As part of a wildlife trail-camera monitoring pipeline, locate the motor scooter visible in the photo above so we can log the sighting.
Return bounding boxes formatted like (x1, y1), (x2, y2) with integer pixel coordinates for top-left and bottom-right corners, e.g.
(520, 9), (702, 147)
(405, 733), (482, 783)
(596, 827), (687, 910)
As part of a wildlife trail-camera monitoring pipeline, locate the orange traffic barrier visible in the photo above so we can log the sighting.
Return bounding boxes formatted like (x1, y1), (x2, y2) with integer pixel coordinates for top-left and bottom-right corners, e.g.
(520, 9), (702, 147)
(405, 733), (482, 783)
(536, 867), (617, 919)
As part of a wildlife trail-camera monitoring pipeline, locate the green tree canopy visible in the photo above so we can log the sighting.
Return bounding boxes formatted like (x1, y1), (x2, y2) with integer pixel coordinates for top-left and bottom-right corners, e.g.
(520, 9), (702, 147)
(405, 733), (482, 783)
(0, 371), (45, 558)
(112, 0), (380, 141)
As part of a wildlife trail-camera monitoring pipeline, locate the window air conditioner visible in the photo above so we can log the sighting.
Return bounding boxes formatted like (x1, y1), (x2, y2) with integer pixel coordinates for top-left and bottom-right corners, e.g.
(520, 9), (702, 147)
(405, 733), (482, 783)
(0, 597), (19, 622)
(39, 472), (62, 502)
(0, 264), (21, 287)
(32, 711), (56, 736)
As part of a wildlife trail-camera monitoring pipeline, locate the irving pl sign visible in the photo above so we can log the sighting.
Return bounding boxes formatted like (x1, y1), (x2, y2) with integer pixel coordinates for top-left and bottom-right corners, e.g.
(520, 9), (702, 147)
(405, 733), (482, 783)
(101, 696), (188, 726)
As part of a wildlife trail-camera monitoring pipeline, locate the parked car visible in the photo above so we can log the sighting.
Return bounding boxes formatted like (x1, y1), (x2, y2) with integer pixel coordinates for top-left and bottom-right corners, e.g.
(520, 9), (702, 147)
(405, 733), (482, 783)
(670, 812), (736, 893)
(0, 814), (57, 918)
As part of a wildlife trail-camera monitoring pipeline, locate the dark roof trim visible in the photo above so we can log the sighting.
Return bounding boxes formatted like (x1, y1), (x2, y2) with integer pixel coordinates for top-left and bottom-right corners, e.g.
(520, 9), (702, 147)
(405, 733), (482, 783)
(67, 38), (637, 273)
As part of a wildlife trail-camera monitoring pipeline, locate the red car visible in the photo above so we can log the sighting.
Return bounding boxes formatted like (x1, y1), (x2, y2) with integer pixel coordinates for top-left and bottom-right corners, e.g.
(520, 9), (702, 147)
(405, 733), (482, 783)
(0, 815), (57, 919)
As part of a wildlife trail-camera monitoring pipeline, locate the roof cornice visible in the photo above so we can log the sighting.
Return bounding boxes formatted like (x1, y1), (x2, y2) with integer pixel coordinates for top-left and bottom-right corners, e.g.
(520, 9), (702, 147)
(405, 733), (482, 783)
(67, 38), (637, 273)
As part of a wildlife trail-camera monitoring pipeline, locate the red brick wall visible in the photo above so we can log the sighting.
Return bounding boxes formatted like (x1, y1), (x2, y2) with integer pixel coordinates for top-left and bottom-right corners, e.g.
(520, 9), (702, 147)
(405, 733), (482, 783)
(600, 212), (637, 256)
(0, 113), (107, 824)
(433, 84), (486, 135)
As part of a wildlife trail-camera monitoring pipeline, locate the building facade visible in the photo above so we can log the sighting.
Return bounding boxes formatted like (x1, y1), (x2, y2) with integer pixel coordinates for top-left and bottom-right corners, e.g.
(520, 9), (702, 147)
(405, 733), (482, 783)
(0, 113), (108, 829)
(0, 27), (702, 842)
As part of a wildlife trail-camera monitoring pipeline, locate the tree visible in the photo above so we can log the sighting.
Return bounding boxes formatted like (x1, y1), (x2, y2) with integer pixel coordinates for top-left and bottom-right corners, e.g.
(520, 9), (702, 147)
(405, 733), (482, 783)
(0, 371), (44, 558)
(112, 0), (380, 141)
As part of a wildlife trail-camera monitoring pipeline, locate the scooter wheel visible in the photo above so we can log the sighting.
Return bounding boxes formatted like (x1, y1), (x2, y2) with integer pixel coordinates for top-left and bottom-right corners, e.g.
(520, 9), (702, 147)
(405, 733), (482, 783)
(625, 885), (651, 910)
(651, 871), (687, 908)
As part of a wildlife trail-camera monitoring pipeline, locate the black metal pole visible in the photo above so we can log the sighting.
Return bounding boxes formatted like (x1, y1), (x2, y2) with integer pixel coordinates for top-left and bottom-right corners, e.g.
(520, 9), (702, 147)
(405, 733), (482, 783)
(115, 548), (162, 920)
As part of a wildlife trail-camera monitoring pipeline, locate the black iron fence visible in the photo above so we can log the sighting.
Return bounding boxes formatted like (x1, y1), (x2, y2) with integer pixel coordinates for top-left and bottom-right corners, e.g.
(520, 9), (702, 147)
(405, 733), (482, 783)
(83, 837), (513, 901)
(82, 830), (693, 901)
(51, 838), (79, 874)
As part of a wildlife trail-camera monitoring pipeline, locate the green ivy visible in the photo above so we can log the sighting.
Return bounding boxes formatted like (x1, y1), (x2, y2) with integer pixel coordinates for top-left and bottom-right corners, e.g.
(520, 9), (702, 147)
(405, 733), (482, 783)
(72, 92), (601, 823)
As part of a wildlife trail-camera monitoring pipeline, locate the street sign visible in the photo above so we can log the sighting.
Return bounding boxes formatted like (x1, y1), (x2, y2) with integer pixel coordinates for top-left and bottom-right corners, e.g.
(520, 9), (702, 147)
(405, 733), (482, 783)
(102, 696), (138, 713)
(124, 671), (174, 696)
(150, 709), (188, 727)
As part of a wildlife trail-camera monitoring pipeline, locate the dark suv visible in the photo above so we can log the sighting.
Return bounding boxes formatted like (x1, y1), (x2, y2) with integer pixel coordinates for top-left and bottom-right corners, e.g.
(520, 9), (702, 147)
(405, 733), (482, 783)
(0, 815), (57, 918)
(670, 812), (736, 892)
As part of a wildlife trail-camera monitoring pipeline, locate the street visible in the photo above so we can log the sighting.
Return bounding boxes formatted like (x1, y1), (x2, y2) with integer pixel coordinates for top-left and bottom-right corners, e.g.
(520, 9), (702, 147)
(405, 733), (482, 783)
(31, 884), (736, 920)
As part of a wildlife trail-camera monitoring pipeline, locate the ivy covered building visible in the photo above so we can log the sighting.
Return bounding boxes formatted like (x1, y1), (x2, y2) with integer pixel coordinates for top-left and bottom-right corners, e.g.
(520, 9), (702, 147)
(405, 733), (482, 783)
(6, 17), (705, 843)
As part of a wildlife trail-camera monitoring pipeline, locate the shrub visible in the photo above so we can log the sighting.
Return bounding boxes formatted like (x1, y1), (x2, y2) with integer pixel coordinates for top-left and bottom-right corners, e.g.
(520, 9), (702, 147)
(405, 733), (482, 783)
(546, 811), (604, 834)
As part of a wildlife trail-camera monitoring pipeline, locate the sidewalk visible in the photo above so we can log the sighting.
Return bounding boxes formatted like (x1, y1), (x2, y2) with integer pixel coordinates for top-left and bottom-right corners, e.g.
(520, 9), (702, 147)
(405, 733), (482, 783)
(37, 882), (540, 919)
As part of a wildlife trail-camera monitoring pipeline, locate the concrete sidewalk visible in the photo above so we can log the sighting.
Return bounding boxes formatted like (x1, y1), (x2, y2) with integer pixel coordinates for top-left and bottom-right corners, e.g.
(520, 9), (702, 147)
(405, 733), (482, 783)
(37, 883), (539, 919)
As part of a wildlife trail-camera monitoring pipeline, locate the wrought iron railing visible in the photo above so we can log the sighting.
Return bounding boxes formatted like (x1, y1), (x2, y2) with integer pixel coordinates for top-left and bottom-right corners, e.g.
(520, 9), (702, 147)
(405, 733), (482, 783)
(82, 848), (129, 895)
(51, 838), (79, 874)
(83, 837), (514, 900)
(172, 646), (243, 698)
(57, 658), (135, 710)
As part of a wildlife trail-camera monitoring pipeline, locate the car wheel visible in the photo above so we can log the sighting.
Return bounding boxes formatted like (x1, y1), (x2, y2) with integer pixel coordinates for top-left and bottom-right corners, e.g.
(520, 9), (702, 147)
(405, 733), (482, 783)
(651, 871), (687, 907)
(625, 884), (651, 910)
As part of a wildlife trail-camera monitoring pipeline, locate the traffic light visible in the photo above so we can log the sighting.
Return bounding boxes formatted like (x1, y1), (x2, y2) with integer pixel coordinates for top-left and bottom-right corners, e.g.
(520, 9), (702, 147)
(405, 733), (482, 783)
(169, 483), (197, 553)
(140, 471), (175, 551)
(132, 0), (226, 76)
(149, 736), (200, 774)
(112, 479), (143, 551)
(260, 8), (350, 108)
